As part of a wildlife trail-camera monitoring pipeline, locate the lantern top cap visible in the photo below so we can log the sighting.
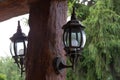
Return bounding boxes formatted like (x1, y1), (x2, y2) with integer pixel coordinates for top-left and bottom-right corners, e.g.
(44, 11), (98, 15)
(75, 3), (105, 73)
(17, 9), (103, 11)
(10, 21), (27, 42)
(62, 7), (85, 29)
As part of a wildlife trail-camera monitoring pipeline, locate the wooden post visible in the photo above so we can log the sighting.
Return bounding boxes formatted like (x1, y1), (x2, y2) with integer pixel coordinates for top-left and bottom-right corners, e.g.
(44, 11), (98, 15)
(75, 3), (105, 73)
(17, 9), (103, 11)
(26, 0), (67, 80)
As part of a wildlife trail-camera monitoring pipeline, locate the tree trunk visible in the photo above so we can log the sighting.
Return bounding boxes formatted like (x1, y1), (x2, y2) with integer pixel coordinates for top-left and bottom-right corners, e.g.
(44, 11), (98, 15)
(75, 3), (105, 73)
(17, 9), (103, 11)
(26, 0), (67, 80)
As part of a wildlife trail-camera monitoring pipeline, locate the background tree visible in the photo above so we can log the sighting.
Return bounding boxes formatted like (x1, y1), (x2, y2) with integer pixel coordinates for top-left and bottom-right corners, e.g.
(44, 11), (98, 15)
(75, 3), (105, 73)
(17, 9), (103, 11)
(67, 0), (120, 80)
(0, 57), (24, 80)
(0, 74), (6, 80)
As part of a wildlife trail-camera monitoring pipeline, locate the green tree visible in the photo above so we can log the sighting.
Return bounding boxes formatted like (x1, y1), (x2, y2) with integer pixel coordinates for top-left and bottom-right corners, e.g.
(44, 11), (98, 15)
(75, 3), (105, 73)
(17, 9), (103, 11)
(0, 57), (25, 80)
(0, 74), (6, 80)
(67, 0), (120, 80)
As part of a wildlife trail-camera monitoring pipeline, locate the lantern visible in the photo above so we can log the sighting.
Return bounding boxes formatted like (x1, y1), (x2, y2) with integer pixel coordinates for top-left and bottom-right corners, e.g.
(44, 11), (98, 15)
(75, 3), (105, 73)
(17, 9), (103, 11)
(53, 7), (86, 74)
(62, 8), (86, 69)
(10, 21), (27, 75)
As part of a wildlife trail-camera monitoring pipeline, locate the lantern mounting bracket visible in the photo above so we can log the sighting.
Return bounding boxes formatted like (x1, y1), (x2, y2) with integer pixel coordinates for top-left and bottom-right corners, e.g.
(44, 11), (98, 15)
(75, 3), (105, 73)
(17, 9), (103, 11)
(53, 57), (72, 74)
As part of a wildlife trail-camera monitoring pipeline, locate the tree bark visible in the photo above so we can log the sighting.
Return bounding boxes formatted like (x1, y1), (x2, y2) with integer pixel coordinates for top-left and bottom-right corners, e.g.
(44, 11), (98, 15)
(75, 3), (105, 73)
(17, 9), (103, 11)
(26, 0), (67, 80)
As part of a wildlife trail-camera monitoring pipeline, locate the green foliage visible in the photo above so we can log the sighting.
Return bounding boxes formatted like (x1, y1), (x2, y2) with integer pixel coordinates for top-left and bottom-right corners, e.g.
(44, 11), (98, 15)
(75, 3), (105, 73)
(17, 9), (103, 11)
(0, 74), (6, 80)
(67, 0), (120, 80)
(0, 57), (25, 80)
(113, 0), (120, 15)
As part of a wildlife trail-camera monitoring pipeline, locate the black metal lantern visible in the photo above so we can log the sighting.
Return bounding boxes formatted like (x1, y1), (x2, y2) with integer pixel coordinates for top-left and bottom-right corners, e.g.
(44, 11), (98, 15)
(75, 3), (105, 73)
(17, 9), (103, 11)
(53, 7), (86, 74)
(10, 21), (27, 75)
(62, 7), (86, 68)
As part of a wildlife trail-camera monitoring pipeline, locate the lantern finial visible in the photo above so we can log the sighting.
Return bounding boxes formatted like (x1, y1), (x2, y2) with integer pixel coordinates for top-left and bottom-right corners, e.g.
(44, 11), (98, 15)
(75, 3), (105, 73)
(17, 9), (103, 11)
(71, 7), (77, 20)
(17, 21), (22, 34)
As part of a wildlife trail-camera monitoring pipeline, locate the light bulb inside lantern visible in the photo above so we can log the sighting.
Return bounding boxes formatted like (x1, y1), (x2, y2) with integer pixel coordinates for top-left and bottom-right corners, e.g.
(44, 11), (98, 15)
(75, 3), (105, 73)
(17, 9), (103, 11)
(18, 49), (24, 55)
(72, 39), (78, 46)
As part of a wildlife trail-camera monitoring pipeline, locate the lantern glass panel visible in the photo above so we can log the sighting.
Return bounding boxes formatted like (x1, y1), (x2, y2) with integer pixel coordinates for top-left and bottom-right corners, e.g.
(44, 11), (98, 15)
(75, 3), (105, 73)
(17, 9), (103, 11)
(71, 32), (81, 47)
(81, 30), (86, 48)
(17, 42), (24, 56)
(63, 31), (70, 47)
(10, 42), (16, 57)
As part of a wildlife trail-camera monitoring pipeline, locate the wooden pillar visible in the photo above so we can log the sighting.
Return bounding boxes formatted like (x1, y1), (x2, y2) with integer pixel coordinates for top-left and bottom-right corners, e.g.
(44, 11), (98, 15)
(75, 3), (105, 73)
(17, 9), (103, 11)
(26, 0), (67, 80)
